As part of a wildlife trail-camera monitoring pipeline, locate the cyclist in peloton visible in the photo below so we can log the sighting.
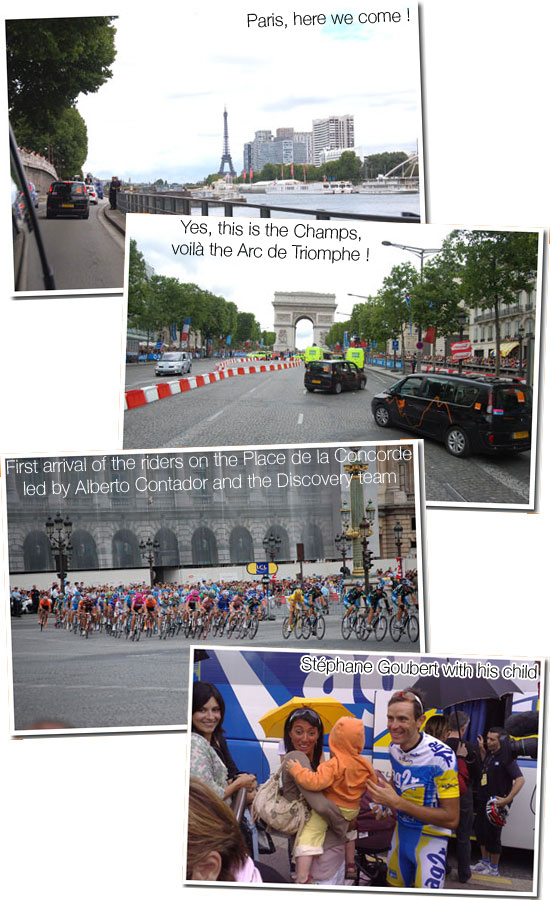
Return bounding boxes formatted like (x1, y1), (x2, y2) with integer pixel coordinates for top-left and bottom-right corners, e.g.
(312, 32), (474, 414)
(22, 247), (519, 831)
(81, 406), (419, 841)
(342, 582), (364, 622)
(287, 586), (306, 631)
(364, 581), (392, 633)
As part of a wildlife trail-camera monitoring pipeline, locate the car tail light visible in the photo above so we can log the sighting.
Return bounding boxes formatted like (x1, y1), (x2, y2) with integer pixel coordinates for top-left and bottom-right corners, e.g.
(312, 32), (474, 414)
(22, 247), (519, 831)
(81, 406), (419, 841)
(488, 434), (495, 445)
(48, 185), (53, 193)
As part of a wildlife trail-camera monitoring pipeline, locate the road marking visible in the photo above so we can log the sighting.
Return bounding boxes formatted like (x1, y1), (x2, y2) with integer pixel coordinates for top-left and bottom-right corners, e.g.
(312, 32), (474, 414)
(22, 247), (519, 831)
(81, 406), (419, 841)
(204, 409), (225, 423)
(476, 460), (530, 501)
(248, 387), (257, 394)
(442, 482), (469, 502)
(297, 413), (304, 425)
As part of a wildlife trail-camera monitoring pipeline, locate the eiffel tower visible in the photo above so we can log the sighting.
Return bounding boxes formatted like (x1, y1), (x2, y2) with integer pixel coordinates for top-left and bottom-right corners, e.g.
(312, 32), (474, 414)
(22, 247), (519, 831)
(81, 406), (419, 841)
(218, 107), (236, 177)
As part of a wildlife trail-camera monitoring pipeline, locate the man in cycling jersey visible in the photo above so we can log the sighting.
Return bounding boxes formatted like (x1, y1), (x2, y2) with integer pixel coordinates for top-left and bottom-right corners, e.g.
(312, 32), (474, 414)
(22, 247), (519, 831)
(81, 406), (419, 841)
(343, 582), (364, 621)
(368, 689), (459, 890)
(287, 586), (306, 631)
(364, 581), (392, 632)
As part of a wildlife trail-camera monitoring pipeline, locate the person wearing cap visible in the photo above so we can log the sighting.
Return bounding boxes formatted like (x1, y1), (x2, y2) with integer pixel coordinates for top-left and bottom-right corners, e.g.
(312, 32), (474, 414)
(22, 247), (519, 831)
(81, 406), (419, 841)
(368, 688), (460, 889)
(471, 726), (524, 878)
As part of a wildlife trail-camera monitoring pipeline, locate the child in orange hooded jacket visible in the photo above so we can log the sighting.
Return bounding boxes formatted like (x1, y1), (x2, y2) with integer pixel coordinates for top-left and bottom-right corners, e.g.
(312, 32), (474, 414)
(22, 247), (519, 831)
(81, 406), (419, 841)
(286, 715), (376, 883)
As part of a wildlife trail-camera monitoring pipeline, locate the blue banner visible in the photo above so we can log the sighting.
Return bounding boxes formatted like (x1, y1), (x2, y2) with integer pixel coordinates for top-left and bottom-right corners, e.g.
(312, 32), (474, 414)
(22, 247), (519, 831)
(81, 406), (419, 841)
(226, 334), (232, 345)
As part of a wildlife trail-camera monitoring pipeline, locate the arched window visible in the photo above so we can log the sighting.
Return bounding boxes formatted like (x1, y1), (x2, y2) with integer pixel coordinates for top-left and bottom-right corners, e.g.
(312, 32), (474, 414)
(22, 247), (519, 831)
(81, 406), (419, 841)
(71, 530), (99, 570)
(192, 527), (218, 565)
(23, 531), (53, 571)
(112, 530), (141, 567)
(229, 527), (254, 564)
(154, 528), (180, 566)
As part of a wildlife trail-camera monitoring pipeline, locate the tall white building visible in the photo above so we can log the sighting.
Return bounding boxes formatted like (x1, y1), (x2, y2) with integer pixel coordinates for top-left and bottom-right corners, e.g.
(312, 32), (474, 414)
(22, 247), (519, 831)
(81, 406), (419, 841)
(312, 114), (355, 166)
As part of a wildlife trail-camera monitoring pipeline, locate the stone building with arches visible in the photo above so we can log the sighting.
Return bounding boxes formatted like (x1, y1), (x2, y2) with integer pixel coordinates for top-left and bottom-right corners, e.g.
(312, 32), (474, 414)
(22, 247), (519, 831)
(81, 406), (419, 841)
(6, 451), (343, 582)
(273, 291), (336, 352)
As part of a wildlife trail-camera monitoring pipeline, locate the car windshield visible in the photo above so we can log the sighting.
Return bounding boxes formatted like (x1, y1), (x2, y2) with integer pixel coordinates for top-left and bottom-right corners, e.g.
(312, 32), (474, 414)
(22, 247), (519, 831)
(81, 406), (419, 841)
(160, 353), (182, 361)
(494, 385), (532, 413)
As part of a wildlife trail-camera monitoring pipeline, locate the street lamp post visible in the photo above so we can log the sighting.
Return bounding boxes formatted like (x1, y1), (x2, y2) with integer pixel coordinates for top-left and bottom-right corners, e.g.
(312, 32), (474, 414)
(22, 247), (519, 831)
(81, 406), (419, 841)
(335, 501), (353, 576)
(381, 241), (441, 364)
(393, 521), (404, 579)
(263, 531), (281, 615)
(518, 324), (524, 376)
(358, 499), (377, 595)
(45, 513), (73, 597)
(139, 537), (160, 587)
(457, 308), (469, 375)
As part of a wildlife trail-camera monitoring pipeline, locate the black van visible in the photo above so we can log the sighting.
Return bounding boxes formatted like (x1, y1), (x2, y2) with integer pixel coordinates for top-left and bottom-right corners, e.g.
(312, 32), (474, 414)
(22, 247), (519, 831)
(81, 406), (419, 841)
(305, 359), (366, 394)
(371, 372), (532, 457)
(46, 181), (89, 219)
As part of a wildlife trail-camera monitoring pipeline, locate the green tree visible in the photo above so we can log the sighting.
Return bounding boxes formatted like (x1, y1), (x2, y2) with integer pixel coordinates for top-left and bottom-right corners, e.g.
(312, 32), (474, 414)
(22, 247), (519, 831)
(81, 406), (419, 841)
(363, 151), (410, 179)
(7, 17), (117, 137)
(411, 245), (466, 360)
(127, 239), (151, 329)
(12, 106), (88, 178)
(447, 230), (538, 374)
(325, 321), (350, 348)
(235, 312), (260, 345)
(260, 330), (276, 347)
(376, 263), (419, 366)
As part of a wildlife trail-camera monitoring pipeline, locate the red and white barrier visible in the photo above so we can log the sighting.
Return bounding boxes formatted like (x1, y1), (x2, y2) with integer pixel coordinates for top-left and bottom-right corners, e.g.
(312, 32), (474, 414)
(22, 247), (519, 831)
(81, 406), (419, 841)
(125, 360), (303, 410)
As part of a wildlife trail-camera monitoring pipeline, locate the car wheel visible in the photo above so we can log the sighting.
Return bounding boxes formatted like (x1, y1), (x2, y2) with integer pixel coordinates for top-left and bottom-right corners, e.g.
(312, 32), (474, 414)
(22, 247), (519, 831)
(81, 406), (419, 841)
(333, 381), (342, 394)
(374, 405), (391, 427)
(359, 378), (366, 390)
(445, 426), (470, 458)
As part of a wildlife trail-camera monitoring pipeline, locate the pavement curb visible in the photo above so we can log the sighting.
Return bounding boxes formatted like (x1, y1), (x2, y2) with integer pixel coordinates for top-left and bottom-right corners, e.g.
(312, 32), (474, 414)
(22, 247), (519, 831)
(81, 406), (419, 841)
(101, 204), (126, 236)
(125, 360), (303, 411)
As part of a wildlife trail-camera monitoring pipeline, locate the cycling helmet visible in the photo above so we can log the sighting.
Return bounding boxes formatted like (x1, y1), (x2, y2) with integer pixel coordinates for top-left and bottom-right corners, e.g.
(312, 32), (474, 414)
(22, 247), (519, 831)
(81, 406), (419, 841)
(485, 797), (508, 827)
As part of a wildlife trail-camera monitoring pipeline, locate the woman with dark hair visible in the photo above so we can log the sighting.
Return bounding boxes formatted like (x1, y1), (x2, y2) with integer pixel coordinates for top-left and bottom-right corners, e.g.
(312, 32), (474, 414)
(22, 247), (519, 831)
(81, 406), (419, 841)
(280, 706), (351, 884)
(190, 681), (256, 799)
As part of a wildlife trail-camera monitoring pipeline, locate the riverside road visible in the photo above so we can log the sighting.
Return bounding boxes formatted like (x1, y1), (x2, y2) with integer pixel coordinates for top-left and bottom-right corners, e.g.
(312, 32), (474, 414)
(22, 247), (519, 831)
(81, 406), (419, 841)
(123, 361), (531, 506)
(11, 611), (418, 731)
(25, 198), (124, 291)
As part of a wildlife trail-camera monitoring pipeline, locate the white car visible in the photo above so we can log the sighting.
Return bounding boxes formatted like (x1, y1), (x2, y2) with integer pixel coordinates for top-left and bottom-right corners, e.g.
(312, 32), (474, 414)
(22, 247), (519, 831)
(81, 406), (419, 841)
(86, 185), (98, 204)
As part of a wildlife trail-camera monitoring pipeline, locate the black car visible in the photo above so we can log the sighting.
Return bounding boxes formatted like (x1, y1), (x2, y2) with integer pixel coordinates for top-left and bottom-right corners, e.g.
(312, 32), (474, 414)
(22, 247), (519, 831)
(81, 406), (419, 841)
(46, 181), (89, 219)
(305, 359), (367, 394)
(371, 372), (532, 457)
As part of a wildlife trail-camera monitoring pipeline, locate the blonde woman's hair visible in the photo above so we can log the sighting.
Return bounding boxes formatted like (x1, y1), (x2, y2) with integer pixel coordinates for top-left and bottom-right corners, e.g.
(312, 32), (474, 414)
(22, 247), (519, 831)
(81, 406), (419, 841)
(187, 778), (247, 881)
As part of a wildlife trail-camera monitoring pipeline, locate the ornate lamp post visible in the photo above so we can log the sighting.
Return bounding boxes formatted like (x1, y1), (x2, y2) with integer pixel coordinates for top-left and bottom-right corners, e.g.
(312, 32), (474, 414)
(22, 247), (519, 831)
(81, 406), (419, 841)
(358, 498), (377, 595)
(140, 537), (160, 587)
(335, 501), (353, 576)
(263, 531), (281, 614)
(393, 521), (404, 579)
(45, 513), (73, 597)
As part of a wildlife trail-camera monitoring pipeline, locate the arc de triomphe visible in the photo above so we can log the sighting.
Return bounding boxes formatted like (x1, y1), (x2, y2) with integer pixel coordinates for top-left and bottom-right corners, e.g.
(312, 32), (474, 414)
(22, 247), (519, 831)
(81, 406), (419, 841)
(272, 292), (337, 352)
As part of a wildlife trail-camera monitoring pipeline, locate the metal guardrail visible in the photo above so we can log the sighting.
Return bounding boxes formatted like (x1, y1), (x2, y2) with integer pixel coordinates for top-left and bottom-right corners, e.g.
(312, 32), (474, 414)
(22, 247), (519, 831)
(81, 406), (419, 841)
(117, 191), (421, 223)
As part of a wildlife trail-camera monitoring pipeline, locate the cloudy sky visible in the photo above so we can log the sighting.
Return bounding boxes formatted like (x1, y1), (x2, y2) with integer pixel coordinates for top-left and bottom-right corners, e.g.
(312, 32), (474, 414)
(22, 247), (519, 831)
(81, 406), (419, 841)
(75, 0), (421, 183)
(128, 216), (459, 335)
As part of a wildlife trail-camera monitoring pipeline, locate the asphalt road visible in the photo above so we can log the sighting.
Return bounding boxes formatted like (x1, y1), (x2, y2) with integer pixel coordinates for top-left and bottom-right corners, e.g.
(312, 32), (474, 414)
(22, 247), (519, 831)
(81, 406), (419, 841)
(10, 609), (418, 731)
(26, 199), (124, 292)
(123, 364), (531, 505)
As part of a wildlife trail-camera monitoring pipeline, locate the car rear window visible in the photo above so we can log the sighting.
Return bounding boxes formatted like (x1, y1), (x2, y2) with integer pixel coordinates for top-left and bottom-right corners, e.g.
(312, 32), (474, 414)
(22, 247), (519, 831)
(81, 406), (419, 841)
(309, 362), (331, 373)
(494, 385), (532, 413)
(51, 182), (86, 197)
